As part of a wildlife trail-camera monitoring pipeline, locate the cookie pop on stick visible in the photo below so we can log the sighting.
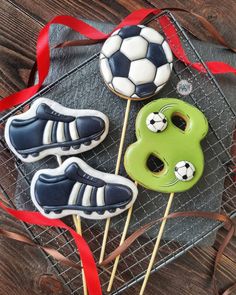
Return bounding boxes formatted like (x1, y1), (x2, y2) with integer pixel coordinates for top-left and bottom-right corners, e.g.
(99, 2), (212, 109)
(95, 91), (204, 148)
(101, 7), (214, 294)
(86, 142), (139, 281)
(99, 24), (173, 290)
(4, 97), (110, 295)
(5, 97), (139, 294)
(124, 98), (208, 294)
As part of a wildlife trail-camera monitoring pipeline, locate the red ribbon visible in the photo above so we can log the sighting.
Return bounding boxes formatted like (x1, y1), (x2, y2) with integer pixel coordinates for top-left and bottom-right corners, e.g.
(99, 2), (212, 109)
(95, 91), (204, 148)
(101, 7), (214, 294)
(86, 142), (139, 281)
(1, 8), (236, 112)
(158, 14), (236, 75)
(1, 8), (236, 294)
(0, 200), (101, 295)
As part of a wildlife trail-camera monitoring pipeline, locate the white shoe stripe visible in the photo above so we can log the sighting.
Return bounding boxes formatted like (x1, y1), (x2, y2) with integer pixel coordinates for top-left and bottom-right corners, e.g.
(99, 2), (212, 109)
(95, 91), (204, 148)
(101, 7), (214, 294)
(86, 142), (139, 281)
(43, 120), (53, 144)
(96, 187), (105, 206)
(57, 122), (66, 142)
(82, 185), (92, 206)
(69, 120), (79, 141)
(68, 182), (81, 205)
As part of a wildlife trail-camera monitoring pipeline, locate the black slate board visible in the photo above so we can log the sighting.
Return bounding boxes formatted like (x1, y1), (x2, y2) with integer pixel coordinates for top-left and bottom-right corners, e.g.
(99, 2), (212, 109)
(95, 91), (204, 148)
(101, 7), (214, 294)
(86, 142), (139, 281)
(14, 18), (235, 247)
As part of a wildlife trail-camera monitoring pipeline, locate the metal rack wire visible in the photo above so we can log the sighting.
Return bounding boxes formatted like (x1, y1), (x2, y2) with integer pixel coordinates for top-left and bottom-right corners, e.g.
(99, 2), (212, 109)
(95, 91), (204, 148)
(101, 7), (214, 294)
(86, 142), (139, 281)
(0, 11), (235, 294)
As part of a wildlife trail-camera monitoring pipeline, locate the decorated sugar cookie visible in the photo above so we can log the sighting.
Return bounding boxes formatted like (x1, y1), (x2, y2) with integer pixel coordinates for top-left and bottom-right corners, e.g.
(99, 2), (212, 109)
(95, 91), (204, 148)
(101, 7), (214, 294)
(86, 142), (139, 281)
(4, 97), (109, 162)
(100, 25), (173, 100)
(98, 25), (173, 268)
(124, 98), (208, 192)
(31, 157), (138, 220)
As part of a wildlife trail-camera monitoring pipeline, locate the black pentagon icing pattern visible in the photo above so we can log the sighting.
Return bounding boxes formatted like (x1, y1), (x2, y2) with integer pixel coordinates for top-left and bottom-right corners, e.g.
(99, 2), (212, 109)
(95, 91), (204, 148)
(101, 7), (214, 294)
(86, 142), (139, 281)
(135, 82), (157, 98)
(118, 25), (142, 39)
(147, 43), (168, 68)
(108, 51), (131, 77)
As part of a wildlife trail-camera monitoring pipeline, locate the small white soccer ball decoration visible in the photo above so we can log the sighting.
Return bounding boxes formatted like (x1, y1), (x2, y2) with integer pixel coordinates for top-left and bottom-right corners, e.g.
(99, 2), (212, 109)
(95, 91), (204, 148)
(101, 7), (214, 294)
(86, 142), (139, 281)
(146, 112), (167, 132)
(174, 161), (195, 182)
(100, 25), (173, 99)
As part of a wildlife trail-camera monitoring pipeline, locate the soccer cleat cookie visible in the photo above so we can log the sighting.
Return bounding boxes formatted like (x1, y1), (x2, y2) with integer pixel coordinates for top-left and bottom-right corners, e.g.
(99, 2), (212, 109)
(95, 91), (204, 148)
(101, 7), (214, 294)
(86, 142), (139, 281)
(30, 157), (138, 220)
(5, 98), (109, 162)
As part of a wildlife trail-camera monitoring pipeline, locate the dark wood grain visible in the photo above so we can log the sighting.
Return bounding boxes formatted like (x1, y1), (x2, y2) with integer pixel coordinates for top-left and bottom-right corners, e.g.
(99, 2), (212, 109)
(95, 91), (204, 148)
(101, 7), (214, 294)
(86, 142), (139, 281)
(144, 0), (236, 47)
(0, 1), (236, 294)
(1, 0), (236, 98)
(0, 1), (42, 98)
(0, 209), (70, 295)
(1, 209), (235, 295)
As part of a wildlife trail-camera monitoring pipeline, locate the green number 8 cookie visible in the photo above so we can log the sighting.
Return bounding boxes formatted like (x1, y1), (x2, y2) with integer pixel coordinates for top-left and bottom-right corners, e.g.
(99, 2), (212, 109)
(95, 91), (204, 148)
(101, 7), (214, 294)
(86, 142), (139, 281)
(124, 98), (208, 193)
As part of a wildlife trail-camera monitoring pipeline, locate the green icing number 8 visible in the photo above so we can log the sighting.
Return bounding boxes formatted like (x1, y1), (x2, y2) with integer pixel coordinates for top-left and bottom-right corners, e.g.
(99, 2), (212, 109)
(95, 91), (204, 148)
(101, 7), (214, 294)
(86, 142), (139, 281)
(124, 98), (208, 193)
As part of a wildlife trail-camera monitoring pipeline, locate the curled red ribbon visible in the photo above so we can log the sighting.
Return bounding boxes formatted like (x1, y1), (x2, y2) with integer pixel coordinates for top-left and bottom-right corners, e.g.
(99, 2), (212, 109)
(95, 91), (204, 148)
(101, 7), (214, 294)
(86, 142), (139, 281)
(0, 201), (101, 295)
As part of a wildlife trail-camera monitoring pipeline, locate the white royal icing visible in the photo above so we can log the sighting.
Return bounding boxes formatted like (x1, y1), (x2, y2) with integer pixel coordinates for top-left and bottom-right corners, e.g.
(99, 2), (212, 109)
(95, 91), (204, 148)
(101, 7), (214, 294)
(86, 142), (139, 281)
(112, 77), (135, 97)
(162, 40), (173, 63)
(129, 59), (156, 85)
(99, 58), (113, 84)
(82, 185), (93, 206)
(140, 27), (164, 44)
(56, 122), (66, 142)
(68, 182), (81, 205)
(69, 120), (79, 141)
(101, 35), (122, 58)
(154, 64), (171, 87)
(43, 120), (53, 144)
(120, 36), (148, 61)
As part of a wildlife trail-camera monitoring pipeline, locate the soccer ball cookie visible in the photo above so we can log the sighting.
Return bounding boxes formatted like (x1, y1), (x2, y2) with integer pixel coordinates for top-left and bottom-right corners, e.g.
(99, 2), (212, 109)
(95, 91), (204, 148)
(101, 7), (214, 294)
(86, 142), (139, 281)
(100, 25), (173, 100)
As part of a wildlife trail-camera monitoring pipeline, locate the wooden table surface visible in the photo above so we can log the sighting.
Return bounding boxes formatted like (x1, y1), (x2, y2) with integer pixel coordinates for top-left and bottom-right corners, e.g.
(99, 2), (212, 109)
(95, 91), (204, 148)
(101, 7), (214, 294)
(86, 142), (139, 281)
(0, 1), (236, 294)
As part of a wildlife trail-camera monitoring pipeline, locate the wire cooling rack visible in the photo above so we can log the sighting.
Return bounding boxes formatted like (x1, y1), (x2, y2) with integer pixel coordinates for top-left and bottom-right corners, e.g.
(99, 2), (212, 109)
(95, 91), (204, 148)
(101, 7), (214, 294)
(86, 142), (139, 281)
(0, 11), (235, 294)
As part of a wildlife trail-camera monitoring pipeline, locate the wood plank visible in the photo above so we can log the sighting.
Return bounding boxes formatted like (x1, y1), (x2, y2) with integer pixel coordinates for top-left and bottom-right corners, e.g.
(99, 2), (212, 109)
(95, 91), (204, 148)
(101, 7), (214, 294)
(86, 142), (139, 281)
(9, 0), (130, 24)
(0, 0), (42, 98)
(1, 206), (235, 294)
(10, 0), (236, 47)
(144, 0), (236, 48)
(0, 208), (70, 295)
(213, 220), (236, 263)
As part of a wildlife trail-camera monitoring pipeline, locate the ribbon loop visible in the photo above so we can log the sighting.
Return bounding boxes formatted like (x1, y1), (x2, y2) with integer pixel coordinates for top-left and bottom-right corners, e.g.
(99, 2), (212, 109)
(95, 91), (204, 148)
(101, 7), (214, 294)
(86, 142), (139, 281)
(1, 8), (236, 111)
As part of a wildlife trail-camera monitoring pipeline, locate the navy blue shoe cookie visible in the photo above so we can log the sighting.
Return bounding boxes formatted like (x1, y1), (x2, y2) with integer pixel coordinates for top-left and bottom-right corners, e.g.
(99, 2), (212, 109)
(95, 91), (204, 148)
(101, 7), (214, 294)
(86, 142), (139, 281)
(30, 157), (138, 220)
(5, 98), (109, 162)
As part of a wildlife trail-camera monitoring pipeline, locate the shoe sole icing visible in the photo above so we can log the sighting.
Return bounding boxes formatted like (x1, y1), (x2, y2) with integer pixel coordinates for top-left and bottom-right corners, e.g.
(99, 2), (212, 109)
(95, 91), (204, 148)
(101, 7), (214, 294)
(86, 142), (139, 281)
(30, 157), (138, 220)
(4, 97), (109, 162)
